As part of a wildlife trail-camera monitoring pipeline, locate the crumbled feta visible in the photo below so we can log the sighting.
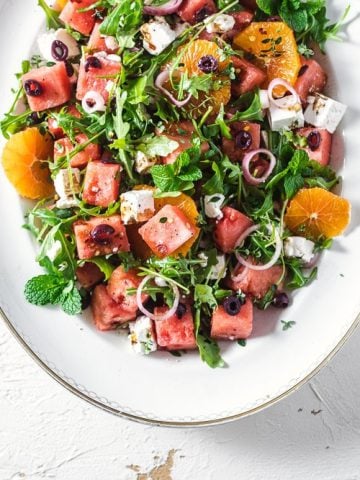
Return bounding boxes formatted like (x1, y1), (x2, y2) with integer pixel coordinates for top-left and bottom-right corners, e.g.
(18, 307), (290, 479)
(46, 240), (62, 262)
(205, 14), (235, 33)
(284, 236), (315, 264)
(135, 151), (156, 174)
(37, 28), (80, 62)
(120, 190), (155, 225)
(204, 194), (225, 220)
(267, 97), (304, 131)
(140, 17), (177, 56)
(154, 277), (167, 287)
(129, 316), (157, 355)
(82, 91), (106, 114)
(304, 93), (347, 134)
(104, 36), (119, 51)
(54, 168), (81, 209)
(106, 54), (121, 63)
(259, 89), (270, 110)
(198, 252), (227, 280)
(173, 22), (190, 37)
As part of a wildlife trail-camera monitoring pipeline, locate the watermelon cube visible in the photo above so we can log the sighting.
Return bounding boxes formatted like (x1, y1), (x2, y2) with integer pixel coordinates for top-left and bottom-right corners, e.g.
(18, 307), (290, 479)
(231, 56), (266, 97)
(178, 0), (217, 24)
(159, 121), (209, 165)
(82, 161), (121, 207)
(91, 285), (136, 331)
(222, 121), (261, 162)
(76, 53), (121, 102)
(295, 57), (327, 104)
(138, 205), (197, 258)
(296, 127), (332, 166)
(54, 133), (101, 168)
(227, 261), (284, 299)
(211, 298), (253, 340)
(214, 206), (253, 253)
(88, 22), (119, 53)
(107, 266), (148, 315)
(22, 63), (71, 112)
(76, 262), (104, 289)
(60, 0), (97, 36)
(154, 305), (197, 350)
(73, 215), (130, 260)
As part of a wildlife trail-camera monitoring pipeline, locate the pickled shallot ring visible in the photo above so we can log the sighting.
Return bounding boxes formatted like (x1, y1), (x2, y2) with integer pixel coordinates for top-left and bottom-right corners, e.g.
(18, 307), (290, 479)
(143, 0), (183, 16)
(268, 78), (300, 108)
(242, 149), (276, 186)
(235, 225), (283, 271)
(136, 275), (180, 321)
(155, 70), (192, 107)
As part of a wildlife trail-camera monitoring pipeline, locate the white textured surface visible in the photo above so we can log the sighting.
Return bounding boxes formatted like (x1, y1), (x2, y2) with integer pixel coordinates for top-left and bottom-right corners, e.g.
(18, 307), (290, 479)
(1, 318), (360, 480)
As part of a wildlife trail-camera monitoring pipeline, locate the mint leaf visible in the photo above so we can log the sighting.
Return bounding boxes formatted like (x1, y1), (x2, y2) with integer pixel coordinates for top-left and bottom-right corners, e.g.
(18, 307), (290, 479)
(256, 0), (279, 15)
(24, 275), (65, 306)
(196, 334), (225, 368)
(60, 285), (82, 315)
(284, 174), (305, 199)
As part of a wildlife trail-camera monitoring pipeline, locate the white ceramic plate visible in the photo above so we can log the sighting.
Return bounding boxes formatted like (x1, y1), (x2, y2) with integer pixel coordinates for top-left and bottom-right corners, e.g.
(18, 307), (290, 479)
(1, 0), (360, 427)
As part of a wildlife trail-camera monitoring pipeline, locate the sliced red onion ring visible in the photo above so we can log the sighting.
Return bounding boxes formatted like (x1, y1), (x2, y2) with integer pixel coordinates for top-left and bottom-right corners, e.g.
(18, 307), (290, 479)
(155, 70), (192, 107)
(242, 149), (276, 186)
(230, 264), (249, 283)
(234, 224), (260, 249)
(268, 78), (300, 108)
(136, 275), (180, 321)
(144, 0), (183, 16)
(235, 225), (283, 271)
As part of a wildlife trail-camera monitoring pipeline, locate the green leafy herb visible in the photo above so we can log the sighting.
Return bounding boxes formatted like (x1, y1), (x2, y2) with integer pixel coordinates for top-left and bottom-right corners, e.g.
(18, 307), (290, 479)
(38, 0), (62, 29)
(281, 320), (296, 331)
(100, 0), (143, 36)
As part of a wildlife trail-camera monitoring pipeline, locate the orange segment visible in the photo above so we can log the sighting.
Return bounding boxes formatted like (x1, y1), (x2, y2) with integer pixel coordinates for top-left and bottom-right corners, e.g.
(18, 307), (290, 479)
(2, 128), (54, 200)
(284, 188), (351, 240)
(177, 40), (231, 116)
(234, 22), (301, 88)
(53, 0), (68, 11)
(127, 188), (200, 259)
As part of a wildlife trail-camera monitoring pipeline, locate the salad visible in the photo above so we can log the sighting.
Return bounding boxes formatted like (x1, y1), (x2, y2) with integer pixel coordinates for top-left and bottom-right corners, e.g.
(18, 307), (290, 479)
(0, 0), (351, 367)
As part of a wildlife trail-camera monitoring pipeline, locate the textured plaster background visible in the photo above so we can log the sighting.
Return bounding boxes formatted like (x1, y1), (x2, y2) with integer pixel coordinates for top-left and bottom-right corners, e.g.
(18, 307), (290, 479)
(1, 319), (360, 480)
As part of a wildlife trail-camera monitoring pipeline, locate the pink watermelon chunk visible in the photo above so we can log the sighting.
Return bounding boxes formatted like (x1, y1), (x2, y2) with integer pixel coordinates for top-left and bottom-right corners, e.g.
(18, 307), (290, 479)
(91, 285), (136, 331)
(231, 56), (266, 97)
(222, 121), (261, 163)
(227, 260), (284, 299)
(76, 53), (121, 102)
(296, 127), (332, 166)
(73, 215), (130, 260)
(138, 205), (197, 258)
(76, 262), (104, 289)
(178, 0), (217, 24)
(60, 0), (97, 36)
(295, 57), (327, 104)
(88, 22), (118, 53)
(54, 133), (101, 168)
(211, 298), (253, 340)
(224, 11), (254, 40)
(154, 305), (197, 350)
(214, 206), (253, 254)
(107, 266), (148, 315)
(22, 63), (71, 112)
(82, 161), (121, 207)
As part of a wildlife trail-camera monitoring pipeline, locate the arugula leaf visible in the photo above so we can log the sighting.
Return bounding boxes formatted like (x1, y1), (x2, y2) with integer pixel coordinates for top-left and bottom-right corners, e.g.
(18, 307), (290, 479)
(82, 258), (115, 281)
(194, 309), (225, 369)
(194, 284), (217, 309)
(100, 0), (143, 36)
(229, 90), (263, 123)
(38, 0), (62, 29)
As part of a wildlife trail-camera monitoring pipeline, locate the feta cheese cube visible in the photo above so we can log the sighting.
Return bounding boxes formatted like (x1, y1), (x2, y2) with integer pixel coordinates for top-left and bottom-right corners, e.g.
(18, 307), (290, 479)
(268, 97), (304, 131)
(304, 93), (347, 134)
(120, 190), (155, 225)
(259, 89), (270, 110)
(37, 28), (80, 62)
(198, 252), (227, 280)
(140, 17), (177, 56)
(205, 14), (235, 34)
(54, 168), (81, 209)
(204, 194), (225, 220)
(135, 151), (156, 174)
(129, 316), (157, 355)
(104, 36), (119, 51)
(284, 236), (315, 264)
